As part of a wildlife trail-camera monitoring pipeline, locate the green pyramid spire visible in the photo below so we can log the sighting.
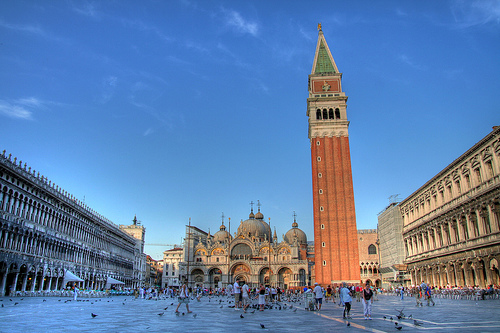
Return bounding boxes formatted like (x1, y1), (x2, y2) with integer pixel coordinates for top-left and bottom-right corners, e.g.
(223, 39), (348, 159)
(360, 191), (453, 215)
(314, 40), (336, 74)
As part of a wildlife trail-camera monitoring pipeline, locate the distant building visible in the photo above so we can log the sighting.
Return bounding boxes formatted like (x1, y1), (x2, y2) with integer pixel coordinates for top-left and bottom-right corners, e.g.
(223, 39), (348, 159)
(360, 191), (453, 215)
(0, 150), (145, 296)
(145, 255), (159, 287)
(357, 229), (381, 287)
(401, 126), (500, 288)
(162, 247), (183, 288)
(119, 216), (147, 288)
(377, 203), (409, 288)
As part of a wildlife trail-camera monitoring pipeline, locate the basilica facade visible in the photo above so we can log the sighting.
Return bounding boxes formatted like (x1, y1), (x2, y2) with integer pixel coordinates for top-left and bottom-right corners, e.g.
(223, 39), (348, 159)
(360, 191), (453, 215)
(179, 206), (310, 290)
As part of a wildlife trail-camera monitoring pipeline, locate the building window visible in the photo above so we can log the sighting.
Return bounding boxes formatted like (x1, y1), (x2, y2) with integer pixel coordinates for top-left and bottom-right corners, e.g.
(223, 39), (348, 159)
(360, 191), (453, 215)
(328, 108), (334, 119)
(368, 244), (377, 254)
(321, 224), (325, 229)
(318, 173), (322, 178)
(316, 109), (322, 120)
(316, 141), (320, 146)
(317, 156), (321, 162)
(335, 108), (340, 119)
(322, 242), (325, 247)
(319, 189), (323, 194)
(323, 260), (326, 266)
(320, 206), (324, 211)
(216, 257), (219, 262)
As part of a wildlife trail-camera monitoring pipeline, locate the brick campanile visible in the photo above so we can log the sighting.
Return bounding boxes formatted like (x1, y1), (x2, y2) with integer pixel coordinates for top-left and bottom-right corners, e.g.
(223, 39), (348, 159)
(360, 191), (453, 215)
(307, 25), (360, 285)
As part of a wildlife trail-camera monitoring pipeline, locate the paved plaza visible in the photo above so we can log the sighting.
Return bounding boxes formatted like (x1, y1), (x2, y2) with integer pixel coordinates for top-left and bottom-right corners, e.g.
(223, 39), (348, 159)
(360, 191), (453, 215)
(0, 294), (499, 332)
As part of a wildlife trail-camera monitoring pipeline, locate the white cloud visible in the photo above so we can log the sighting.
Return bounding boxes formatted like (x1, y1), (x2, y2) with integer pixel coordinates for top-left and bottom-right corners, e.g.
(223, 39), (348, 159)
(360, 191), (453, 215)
(71, 1), (101, 19)
(99, 76), (118, 103)
(397, 54), (426, 71)
(451, 0), (500, 27)
(223, 9), (259, 36)
(0, 99), (34, 120)
(0, 20), (62, 42)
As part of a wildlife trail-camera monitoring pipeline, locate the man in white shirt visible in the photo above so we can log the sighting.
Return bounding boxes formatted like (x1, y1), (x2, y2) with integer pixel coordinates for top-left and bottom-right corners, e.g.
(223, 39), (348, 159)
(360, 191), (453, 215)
(241, 282), (250, 313)
(313, 282), (323, 311)
(234, 278), (241, 309)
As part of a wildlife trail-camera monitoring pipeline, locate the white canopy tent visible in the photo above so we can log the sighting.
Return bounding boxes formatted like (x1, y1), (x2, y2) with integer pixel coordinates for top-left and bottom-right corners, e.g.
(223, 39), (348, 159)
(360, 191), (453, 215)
(106, 277), (125, 289)
(62, 270), (84, 287)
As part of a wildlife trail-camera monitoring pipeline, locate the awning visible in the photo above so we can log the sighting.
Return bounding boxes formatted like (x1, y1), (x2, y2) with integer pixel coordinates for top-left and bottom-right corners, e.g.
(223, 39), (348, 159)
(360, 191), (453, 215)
(106, 277), (125, 285)
(64, 270), (84, 282)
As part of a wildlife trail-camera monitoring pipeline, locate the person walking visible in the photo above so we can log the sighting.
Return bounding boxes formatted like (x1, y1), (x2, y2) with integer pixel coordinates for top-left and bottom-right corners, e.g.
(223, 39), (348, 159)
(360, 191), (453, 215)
(175, 283), (192, 313)
(414, 286), (423, 307)
(426, 286), (435, 306)
(361, 282), (373, 320)
(313, 283), (323, 311)
(340, 282), (353, 319)
(73, 284), (79, 301)
(241, 281), (250, 313)
(258, 284), (266, 311)
(233, 278), (241, 310)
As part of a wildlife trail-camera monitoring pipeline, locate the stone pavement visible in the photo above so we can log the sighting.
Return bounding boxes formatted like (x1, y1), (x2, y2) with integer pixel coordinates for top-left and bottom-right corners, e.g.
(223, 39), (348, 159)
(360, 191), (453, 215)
(0, 294), (499, 332)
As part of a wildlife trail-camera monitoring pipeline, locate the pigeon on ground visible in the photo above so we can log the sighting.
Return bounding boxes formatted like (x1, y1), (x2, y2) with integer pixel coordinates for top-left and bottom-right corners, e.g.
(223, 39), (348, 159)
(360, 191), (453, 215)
(390, 317), (393, 321)
(158, 312), (164, 316)
(91, 313), (98, 318)
(240, 314), (244, 318)
(414, 320), (423, 326)
(408, 314), (412, 319)
(251, 310), (255, 314)
(164, 307), (168, 310)
(383, 316), (387, 320)
(193, 314), (197, 318)
(293, 308), (297, 312)
(220, 305), (223, 308)
(260, 323), (265, 329)
(395, 326), (402, 331)
(175, 312), (180, 316)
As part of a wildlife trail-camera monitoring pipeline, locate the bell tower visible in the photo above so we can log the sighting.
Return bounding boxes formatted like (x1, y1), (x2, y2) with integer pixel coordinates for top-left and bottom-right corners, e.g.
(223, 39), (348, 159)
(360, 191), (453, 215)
(307, 24), (360, 285)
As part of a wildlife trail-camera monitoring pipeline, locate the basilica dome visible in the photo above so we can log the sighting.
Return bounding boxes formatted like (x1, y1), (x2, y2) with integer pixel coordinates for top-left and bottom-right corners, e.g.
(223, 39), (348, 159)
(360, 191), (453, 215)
(213, 222), (232, 243)
(284, 220), (307, 245)
(238, 209), (271, 241)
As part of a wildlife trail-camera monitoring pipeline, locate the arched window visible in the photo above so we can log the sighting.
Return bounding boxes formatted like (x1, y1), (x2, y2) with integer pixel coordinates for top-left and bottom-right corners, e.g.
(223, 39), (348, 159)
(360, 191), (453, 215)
(316, 109), (322, 120)
(323, 109), (328, 120)
(335, 108), (340, 119)
(368, 244), (377, 255)
(328, 108), (334, 119)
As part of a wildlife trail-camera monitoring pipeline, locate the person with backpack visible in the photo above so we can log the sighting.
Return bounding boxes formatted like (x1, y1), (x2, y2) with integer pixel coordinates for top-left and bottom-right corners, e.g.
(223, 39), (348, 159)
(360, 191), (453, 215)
(426, 286), (435, 306)
(362, 281), (373, 320)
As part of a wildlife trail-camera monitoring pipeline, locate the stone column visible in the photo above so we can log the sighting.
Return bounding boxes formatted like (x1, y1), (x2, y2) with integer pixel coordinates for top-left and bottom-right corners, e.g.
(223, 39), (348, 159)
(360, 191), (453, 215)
(11, 273), (19, 295)
(0, 272), (7, 296)
(475, 209), (487, 235)
(475, 260), (486, 288)
(21, 273), (28, 292)
(465, 213), (476, 238)
(488, 202), (499, 233)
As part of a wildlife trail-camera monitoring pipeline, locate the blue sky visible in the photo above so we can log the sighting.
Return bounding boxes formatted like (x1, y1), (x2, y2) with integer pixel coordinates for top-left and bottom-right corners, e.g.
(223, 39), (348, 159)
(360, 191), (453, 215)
(1, 0), (499, 259)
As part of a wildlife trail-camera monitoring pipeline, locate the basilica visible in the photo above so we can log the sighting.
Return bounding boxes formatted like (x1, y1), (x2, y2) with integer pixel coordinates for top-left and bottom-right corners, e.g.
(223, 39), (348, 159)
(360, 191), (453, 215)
(178, 204), (310, 290)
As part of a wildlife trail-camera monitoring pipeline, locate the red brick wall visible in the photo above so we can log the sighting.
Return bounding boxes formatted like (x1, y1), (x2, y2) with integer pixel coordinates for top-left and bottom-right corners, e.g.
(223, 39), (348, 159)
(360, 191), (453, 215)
(312, 136), (360, 285)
